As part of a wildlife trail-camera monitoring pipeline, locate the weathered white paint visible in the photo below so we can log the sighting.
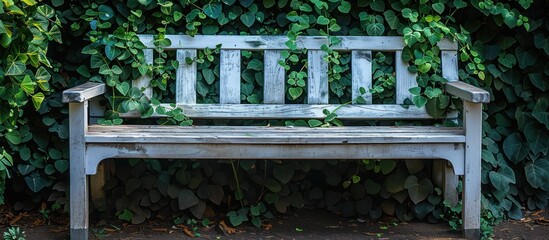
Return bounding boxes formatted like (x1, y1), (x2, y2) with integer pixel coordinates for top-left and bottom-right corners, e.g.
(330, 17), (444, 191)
(463, 101), (482, 239)
(118, 104), (453, 119)
(176, 49), (197, 104)
(446, 81), (490, 103)
(442, 50), (459, 82)
(263, 50), (285, 104)
(395, 51), (417, 104)
(89, 162), (107, 211)
(85, 125), (465, 144)
(88, 98), (105, 125)
(62, 82), (106, 103)
(137, 35), (458, 51)
(69, 102), (89, 240)
(64, 35), (484, 240)
(351, 50), (373, 104)
(433, 160), (459, 206)
(220, 50), (241, 104)
(439, 51), (460, 207)
(84, 143), (465, 176)
(89, 125), (462, 133)
(307, 50), (328, 104)
(132, 49), (154, 99)
(444, 162), (459, 206)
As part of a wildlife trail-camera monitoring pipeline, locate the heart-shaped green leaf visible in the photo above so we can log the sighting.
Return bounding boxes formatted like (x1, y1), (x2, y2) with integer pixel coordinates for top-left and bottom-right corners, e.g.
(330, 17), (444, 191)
(288, 87), (303, 100)
(404, 176), (433, 204)
(178, 189), (199, 210)
(273, 165), (294, 184)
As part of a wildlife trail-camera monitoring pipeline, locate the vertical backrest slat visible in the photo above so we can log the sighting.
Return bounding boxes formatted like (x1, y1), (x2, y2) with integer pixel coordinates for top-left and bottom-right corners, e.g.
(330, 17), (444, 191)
(442, 50), (460, 121)
(442, 50), (459, 82)
(264, 50), (285, 104)
(220, 50), (241, 104)
(132, 49), (154, 98)
(307, 50), (328, 104)
(395, 51), (417, 104)
(176, 49), (197, 104)
(351, 50), (372, 104)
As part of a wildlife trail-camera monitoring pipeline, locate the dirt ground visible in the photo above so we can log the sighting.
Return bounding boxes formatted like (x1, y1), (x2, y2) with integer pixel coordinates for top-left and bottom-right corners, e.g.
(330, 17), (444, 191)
(1, 208), (547, 240)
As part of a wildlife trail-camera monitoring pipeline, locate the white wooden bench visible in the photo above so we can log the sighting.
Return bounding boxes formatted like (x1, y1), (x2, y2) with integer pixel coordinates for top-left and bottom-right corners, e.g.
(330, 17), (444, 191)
(63, 35), (489, 240)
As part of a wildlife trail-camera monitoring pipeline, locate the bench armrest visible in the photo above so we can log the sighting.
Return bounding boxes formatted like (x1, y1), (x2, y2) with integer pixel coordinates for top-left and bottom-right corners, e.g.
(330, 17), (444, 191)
(62, 82), (106, 103)
(445, 81), (490, 103)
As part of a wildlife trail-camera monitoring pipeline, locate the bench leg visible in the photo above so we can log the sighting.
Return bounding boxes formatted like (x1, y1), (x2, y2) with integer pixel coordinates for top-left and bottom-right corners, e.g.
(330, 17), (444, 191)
(90, 161), (109, 211)
(69, 102), (89, 240)
(433, 161), (459, 206)
(462, 101), (482, 240)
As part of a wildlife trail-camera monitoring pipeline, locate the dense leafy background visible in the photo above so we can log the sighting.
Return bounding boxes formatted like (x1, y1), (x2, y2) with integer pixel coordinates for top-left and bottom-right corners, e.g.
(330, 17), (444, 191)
(1, 0), (547, 236)
(1, 0), (61, 205)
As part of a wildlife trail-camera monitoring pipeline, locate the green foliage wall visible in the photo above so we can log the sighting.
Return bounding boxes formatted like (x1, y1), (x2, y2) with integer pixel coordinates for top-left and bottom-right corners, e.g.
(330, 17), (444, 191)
(0, 0), (61, 205)
(1, 0), (547, 232)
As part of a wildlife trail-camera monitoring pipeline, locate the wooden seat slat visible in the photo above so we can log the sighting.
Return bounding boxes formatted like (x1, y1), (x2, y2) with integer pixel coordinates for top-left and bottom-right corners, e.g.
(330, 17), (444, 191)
(88, 125), (462, 133)
(85, 125), (465, 144)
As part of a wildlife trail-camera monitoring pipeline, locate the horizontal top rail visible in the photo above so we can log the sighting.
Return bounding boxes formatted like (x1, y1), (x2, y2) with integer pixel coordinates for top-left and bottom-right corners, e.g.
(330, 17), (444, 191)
(137, 35), (458, 51)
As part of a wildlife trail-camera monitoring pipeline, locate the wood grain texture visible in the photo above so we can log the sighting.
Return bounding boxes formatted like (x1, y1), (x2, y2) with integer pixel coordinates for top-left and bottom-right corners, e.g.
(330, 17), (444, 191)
(88, 99), (105, 124)
(70, 229), (88, 240)
(137, 35), (458, 51)
(117, 104), (451, 119)
(440, 52), (460, 206)
(89, 162), (107, 211)
(62, 82), (106, 103)
(433, 50), (459, 200)
(176, 49), (197, 104)
(133, 49), (154, 99)
(442, 50), (459, 82)
(220, 50), (241, 104)
(395, 51), (417, 104)
(445, 81), (490, 103)
(308, 50), (328, 104)
(263, 50), (285, 104)
(443, 162), (459, 206)
(85, 125), (465, 144)
(69, 102), (89, 239)
(433, 160), (459, 206)
(351, 50), (373, 104)
(462, 101), (482, 236)
(89, 125), (462, 133)
(84, 143), (465, 175)
(68, 34), (478, 240)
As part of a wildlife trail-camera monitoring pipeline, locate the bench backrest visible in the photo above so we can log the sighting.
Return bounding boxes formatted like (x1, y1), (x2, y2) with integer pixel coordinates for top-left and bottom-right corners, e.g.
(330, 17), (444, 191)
(128, 35), (458, 120)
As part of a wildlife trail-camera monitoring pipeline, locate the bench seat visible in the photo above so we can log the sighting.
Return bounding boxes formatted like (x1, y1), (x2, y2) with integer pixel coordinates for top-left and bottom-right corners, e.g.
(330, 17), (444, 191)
(82, 125), (468, 178)
(86, 125), (465, 144)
